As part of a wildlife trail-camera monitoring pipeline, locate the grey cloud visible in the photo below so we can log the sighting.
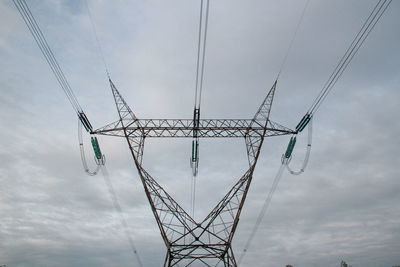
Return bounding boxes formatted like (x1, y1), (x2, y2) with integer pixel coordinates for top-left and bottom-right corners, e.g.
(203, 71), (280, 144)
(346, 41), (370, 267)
(1, 0), (400, 267)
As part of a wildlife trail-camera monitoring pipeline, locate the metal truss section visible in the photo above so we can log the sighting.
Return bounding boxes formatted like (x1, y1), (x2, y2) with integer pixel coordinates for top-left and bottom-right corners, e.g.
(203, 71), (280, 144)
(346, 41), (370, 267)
(110, 79), (139, 125)
(109, 79), (146, 163)
(135, 159), (257, 266)
(165, 245), (236, 267)
(102, 79), (291, 266)
(127, 135), (145, 165)
(245, 136), (261, 167)
(245, 81), (277, 166)
(252, 80), (277, 122)
(137, 167), (196, 245)
(94, 118), (294, 138)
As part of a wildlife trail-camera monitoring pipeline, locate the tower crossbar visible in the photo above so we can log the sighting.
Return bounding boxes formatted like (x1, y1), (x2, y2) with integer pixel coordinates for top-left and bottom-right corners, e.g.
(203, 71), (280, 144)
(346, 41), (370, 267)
(94, 79), (295, 266)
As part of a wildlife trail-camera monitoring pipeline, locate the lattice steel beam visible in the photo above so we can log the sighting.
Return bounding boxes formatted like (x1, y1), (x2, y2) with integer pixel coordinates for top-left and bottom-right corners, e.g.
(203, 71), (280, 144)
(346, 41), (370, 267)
(94, 119), (294, 138)
(97, 79), (292, 266)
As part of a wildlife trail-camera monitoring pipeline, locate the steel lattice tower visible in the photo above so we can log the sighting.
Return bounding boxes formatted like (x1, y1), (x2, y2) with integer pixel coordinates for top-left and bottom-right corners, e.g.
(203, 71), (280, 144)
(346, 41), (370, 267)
(94, 79), (295, 266)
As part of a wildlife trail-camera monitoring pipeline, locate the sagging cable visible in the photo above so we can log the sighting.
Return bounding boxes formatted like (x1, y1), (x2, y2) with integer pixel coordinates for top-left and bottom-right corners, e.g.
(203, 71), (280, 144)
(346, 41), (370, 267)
(13, 0), (84, 114)
(239, 118), (312, 263)
(84, 0), (111, 79)
(307, 0), (392, 116)
(286, 116), (313, 175)
(78, 120), (104, 176)
(100, 166), (144, 267)
(238, 162), (287, 265)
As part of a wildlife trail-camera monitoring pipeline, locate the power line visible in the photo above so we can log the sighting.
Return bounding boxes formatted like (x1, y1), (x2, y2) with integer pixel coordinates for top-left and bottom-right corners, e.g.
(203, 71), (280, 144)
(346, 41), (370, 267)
(193, 0), (204, 108)
(308, 0), (392, 116)
(78, 120), (101, 176)
(198, 0), (210, 107)
(84, 0), (111, 78)
(14, 2), (144, 264)
(239, 0), (392, 263)
(238, 0), (313, 259)
(13, 0), (83, 114)
(278, 0), (310, 78)
(286, 118), (313, 175)
(238, 163), (286, 265)
(190, 0), (211, 219)
(239, 117), (313, 264)
(194, 0), (210, 109)
(100, 167), (144, 267)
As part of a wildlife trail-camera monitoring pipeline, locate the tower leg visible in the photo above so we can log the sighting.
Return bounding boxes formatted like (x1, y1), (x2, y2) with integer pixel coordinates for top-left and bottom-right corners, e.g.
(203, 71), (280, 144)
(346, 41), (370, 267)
(163, 250), (172, 267)
(222, 246), (237, 267)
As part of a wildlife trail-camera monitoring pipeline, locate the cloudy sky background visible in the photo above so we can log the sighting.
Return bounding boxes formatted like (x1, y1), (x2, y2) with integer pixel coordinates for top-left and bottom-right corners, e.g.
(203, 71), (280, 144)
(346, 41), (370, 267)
(1, 0), (399, 266)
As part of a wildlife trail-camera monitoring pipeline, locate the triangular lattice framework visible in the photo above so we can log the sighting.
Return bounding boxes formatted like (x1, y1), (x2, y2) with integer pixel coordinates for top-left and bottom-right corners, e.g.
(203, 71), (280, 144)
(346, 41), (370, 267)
(94, 80), (294, 266)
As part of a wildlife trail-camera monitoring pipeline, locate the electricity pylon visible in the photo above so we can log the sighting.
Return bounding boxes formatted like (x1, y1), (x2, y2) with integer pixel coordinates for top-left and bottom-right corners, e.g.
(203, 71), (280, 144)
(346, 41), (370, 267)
(94, 79), (295, 266)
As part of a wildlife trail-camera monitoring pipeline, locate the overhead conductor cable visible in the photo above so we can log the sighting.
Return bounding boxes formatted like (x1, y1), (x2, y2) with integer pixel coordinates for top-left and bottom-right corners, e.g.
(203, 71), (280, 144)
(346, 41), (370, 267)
(277, 0), (310, 79)
(13, 0), (82, 114)
(239, 0), (392, 264)
(84, 3), (144, 265)
(190, 0), (210, 220)
(14, 1), (144, 265)
(78, 120), (101, 176)
(308, 0), (392, 115)
(84, 0), (111, 78)
(238, 0), (310, 262)
(101, 167), (144, 267)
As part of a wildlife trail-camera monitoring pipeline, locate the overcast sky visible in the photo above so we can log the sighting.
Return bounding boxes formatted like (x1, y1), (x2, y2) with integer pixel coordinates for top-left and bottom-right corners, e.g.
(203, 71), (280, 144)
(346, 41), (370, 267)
(1, 0), (399, 266)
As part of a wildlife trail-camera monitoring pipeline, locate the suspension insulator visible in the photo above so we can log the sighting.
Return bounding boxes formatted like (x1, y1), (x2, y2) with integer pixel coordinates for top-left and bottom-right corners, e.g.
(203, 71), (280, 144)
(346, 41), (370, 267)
(295, 114), (311, 133)
(191, 140), (199, 162)
(193, 108), (200, 139)
(284, 136), (297, 159)
(91, 136), (103, 160)
(78, 112), (93, 133)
